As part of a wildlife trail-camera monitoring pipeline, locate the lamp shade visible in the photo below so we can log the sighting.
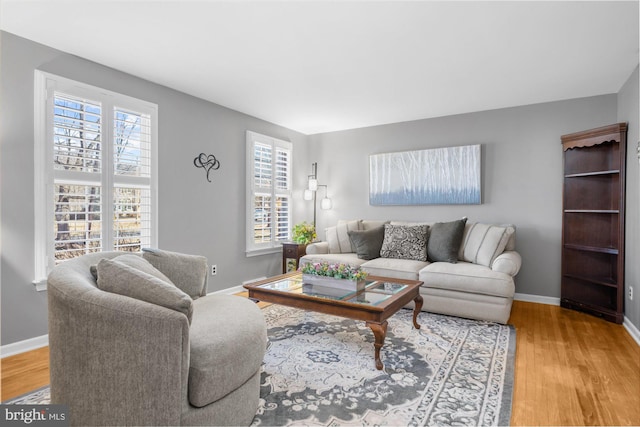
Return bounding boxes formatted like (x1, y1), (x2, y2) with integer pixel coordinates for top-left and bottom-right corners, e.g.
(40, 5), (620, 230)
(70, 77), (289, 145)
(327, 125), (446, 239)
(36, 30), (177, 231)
(308, 178), (318, 191)
(303, 189), (313, 201)
(321, 197), (332, 210)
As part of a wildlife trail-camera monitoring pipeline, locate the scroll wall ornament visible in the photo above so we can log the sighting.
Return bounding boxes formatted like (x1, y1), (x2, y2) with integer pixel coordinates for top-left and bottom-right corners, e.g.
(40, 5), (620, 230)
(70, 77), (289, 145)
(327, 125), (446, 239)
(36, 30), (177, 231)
(194, 153), (221, 182)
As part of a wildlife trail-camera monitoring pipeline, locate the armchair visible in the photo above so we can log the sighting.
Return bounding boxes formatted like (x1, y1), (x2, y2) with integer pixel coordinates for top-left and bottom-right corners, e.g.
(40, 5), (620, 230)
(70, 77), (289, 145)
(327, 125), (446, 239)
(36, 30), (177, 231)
(47, 251), (267, 426)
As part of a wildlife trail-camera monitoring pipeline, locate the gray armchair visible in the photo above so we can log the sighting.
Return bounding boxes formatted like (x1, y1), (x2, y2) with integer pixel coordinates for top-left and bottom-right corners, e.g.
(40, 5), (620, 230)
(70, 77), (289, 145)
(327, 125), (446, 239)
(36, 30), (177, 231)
(47, 251), (267, 426)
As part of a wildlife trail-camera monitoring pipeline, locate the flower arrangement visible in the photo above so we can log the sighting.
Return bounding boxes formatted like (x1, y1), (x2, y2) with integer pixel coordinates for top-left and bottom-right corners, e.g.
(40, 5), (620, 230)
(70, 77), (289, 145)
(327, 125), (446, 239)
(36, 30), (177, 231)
(292, 222), (317, 244)
(300, 262), (367, 281)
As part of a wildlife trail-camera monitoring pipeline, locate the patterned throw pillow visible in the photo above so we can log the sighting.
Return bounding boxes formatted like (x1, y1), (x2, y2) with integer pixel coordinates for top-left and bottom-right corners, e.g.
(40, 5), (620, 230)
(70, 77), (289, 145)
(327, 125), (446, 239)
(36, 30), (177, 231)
(379, 224), (428, 261)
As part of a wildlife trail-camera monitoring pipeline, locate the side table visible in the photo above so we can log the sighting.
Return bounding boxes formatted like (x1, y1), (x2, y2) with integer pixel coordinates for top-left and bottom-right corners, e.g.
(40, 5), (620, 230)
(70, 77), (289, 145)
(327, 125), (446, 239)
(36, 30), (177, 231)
(282, 242), (307, 274)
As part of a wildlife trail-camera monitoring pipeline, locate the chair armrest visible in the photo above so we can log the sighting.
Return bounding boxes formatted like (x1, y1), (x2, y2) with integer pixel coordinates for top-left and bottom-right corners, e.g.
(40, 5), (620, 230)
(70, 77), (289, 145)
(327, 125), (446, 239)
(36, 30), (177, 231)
(305, 241), (329, 254)
(491, 251), (522, 276)
(48, 277), (189, 426)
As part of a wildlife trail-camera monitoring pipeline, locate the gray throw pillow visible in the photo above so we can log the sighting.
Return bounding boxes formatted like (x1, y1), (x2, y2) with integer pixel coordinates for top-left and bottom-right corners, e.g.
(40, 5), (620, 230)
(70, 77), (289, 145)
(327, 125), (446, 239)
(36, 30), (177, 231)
(89, 255), (174, 284)
(96, 258), (193, 324)
(143, 248), (208, 299)
(348, 226), (385, 260)
(379, 224), (428, 261)
(427, 218), (467, 263)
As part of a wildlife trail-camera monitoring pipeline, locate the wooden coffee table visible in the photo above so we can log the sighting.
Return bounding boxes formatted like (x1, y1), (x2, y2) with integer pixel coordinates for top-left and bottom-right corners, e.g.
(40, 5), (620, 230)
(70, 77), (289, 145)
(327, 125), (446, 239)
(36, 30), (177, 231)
(244, 272), (423, 370)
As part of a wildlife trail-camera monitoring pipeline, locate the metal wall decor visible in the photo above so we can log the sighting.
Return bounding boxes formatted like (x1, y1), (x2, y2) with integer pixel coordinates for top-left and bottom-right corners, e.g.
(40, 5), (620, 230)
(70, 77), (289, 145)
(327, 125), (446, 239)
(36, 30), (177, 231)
(194, 153), (221, 182)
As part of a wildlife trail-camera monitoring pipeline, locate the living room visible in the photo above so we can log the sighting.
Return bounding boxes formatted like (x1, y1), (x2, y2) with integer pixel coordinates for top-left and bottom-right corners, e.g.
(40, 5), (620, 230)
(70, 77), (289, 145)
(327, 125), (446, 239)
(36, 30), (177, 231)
(1, 1), (639, 426)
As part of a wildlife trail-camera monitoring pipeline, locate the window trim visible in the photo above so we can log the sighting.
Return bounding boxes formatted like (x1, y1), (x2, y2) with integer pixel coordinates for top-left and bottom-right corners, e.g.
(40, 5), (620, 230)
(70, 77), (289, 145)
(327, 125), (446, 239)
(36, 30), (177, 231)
(33, 71), (158, 289)
(245, 130), (292, 256)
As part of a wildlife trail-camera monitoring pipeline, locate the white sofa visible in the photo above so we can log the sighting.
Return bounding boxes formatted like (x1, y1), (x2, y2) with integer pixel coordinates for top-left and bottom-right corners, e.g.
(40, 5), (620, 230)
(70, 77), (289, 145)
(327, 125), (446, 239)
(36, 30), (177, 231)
(300, 219), (522, 324)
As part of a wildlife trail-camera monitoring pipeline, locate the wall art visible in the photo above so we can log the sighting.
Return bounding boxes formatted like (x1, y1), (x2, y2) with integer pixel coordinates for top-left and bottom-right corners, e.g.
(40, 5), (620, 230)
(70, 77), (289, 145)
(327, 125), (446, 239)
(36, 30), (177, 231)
(369, 144), (481, 205)
(194, 153), (220, 182)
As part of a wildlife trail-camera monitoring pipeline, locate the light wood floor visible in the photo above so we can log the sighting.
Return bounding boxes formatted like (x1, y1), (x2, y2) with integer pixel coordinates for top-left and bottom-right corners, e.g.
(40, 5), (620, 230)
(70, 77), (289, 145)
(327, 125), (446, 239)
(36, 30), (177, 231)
(2, 301), (639, 425)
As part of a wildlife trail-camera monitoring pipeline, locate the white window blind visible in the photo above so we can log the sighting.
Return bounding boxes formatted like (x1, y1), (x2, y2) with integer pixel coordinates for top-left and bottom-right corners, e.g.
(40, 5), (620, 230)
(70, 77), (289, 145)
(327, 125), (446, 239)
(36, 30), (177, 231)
(246, 131), (292, 255)
(34, 71), (158, 286)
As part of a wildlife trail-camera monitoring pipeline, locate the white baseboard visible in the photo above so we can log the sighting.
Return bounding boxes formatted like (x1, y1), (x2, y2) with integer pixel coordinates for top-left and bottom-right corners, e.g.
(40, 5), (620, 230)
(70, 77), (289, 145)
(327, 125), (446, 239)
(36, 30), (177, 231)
(206, 277), (267, 296)
(1, 334), (49, 358)
(623, 317), (640, 346)
(514, 293), (561, 306)
(513, 293), (640, 347)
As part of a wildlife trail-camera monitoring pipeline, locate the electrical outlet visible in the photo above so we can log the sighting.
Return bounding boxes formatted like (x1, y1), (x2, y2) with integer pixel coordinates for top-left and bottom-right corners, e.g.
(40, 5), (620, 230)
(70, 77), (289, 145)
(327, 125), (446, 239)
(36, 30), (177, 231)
(211, 264), (217, 276)
(629, 286), (633, 301)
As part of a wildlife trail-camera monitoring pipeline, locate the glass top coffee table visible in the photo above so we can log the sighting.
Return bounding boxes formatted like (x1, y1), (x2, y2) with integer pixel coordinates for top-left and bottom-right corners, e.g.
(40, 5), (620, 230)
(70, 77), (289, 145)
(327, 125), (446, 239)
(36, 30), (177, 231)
(243, 272), (423, 370)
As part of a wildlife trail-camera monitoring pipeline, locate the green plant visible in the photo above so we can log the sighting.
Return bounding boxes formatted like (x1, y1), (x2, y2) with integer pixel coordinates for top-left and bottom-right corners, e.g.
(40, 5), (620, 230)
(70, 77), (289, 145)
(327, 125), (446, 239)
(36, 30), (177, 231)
(300, 262), (368, 281)
(292, 222), (317, 244)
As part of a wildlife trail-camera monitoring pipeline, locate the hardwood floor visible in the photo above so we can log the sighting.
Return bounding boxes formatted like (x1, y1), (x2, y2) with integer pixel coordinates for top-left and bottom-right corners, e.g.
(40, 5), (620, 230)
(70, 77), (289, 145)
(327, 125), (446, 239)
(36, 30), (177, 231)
(2, 301), (639, 425)
(1, 346), (50, 402)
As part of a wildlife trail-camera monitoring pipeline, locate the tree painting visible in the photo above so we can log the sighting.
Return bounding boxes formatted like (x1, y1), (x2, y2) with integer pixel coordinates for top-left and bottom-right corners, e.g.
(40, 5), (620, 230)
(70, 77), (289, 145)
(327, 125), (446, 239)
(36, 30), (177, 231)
(369, 144), (481, 205)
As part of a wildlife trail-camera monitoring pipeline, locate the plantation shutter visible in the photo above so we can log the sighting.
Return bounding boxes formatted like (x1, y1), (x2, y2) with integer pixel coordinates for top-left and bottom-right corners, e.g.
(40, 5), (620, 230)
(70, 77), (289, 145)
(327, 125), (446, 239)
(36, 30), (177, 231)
(246, 132), (292, 254)
(52, 94), (104, 262)
(112, 108), (152, 252)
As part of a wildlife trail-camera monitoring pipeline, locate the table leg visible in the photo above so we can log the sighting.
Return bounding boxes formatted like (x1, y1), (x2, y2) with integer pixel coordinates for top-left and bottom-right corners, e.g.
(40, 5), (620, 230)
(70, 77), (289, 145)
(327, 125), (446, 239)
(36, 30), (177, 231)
(412, 294), (423, 329)
(366, 321), (388, 370)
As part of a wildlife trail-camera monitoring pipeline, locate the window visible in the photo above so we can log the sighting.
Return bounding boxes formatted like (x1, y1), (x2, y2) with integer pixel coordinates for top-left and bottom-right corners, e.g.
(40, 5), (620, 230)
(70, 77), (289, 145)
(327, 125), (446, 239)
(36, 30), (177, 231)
(246, 131), (292, 255)
(34, 71), (157, 287)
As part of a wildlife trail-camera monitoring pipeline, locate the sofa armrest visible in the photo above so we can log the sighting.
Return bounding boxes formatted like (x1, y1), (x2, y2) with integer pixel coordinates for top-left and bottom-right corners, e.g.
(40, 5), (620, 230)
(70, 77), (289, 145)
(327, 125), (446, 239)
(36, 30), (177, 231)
(491, 251), (522, 276)
(306, 241), (329, 254)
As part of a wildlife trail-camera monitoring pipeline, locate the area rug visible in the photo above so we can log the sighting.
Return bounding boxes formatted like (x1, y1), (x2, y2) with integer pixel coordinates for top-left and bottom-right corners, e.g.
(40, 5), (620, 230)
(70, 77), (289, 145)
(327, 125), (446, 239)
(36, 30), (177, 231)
(5, 305), (515, 426)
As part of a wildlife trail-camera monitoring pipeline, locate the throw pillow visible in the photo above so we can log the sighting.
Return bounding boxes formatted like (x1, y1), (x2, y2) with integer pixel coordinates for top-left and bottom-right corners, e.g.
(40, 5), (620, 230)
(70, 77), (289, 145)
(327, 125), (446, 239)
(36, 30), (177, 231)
(325, 220), (360, 253)
(459, 223), (515, 267)
(96, 258), (193, 324)
(347, 226), (385, 260)
(113, 254), (175, 283)
(143, 248), (208, 299)
(379, 224), (428, 261)
(427, 218), (467, 263)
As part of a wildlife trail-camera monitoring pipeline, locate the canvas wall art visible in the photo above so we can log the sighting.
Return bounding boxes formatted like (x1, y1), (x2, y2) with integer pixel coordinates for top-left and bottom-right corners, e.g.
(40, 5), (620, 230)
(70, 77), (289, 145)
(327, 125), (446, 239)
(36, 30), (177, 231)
(369, 144), (481, 205)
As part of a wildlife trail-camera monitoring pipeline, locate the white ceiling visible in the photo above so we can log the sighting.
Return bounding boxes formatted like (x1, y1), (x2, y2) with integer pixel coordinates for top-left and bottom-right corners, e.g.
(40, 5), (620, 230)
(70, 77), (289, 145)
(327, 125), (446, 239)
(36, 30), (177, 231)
(1, 1), (638, 135)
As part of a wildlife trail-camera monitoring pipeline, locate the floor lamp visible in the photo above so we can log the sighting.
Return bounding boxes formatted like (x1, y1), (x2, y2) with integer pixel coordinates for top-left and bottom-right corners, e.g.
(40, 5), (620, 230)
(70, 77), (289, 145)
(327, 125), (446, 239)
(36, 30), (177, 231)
(303, 162), (332, 230)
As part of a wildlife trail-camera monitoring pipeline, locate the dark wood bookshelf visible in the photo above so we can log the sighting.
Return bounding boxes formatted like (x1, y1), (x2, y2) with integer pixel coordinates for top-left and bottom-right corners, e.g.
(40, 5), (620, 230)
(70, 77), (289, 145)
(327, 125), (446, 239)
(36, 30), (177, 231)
(560, 123), (627, 324)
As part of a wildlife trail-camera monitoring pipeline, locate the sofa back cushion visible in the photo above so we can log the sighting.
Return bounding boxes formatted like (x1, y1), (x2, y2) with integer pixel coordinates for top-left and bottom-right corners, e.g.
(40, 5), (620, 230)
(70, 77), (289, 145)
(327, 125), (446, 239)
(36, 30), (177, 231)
(325, 220), (360, 253)
(379, 224), (428, 261)
(96, 258), (194, 324)
(459, 223), (515, 267)
(360, 220), (389, 231)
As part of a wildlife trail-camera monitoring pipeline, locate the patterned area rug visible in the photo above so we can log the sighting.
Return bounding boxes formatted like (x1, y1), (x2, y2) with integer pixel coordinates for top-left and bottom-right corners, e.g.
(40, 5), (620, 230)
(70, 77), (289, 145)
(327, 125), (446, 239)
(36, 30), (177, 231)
(5, 305), (515, 426)
(254, 305), (515, 426)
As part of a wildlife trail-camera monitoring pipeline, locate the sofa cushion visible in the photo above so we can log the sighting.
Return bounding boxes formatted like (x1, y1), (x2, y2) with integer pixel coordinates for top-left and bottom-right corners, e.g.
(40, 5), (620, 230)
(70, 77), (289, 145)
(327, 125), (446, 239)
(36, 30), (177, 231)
(458, 223), (514, 267)
(362, 257), (429, 281)
(348, 226), (385, 260)
(325, 220), (360, 253)
(380, 224), (428, 261)
(361, 220), (389, 230)
(188, 295), (267, 407)
(96, 258), (194, 323)
(419, 261), (514, 298)
(300, 253), (367, 268)
(143, 248), (208, 299)
(427, 218), (467, 263)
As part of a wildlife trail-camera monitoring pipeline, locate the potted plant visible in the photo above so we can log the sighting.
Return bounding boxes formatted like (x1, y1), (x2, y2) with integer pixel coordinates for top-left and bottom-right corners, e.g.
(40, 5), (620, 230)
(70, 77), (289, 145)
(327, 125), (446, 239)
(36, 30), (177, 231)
(292, 222), (317, 245)
(300, 261), (368, 290)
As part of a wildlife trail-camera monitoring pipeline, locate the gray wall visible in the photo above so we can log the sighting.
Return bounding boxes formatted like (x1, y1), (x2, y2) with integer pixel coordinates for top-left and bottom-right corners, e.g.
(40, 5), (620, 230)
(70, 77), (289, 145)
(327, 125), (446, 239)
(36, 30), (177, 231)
(0, 32), (309, 345)
(1, 30), (637, 346)
(307, 96), (618, 301)
(618, 65), (640, 330)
